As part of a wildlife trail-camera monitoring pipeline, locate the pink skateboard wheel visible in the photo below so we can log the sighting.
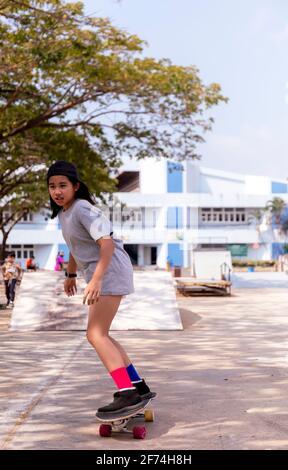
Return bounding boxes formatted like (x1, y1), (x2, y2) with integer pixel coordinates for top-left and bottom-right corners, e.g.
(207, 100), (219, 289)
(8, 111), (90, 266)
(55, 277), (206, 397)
(133, 426), (146, 439)
(99, 424), (112, 437)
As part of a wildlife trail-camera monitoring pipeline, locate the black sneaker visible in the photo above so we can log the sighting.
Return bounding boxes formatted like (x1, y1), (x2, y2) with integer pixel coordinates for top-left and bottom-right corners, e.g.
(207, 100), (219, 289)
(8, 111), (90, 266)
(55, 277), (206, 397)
(133, 379), (157, 400)
(96, 389), (142, 416)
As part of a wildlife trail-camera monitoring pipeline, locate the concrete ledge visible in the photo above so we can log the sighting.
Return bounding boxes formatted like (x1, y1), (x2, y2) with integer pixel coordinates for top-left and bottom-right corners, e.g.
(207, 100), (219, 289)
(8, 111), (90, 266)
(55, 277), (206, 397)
(10, 270), (182, 331)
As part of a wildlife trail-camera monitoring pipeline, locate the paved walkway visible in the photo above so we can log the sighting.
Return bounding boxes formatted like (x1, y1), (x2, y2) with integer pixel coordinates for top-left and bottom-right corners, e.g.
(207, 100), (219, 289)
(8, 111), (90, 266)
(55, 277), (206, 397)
(231, 271), (288, 289)
(2, 280), (288, 449)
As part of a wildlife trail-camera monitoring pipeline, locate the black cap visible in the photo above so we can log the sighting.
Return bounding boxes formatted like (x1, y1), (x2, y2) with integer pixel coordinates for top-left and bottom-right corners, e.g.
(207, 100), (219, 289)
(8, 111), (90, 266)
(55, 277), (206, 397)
(47, 160), (80, 182)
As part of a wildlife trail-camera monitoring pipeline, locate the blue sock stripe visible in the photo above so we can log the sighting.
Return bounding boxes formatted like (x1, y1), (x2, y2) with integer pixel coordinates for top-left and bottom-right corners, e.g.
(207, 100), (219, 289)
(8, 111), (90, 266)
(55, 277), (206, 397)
(126, 363), (142, 382)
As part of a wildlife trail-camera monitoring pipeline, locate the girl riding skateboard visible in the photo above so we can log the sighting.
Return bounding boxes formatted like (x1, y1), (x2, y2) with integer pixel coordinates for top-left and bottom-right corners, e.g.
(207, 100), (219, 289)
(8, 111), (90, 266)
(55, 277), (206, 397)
(47, 160), (155, 417)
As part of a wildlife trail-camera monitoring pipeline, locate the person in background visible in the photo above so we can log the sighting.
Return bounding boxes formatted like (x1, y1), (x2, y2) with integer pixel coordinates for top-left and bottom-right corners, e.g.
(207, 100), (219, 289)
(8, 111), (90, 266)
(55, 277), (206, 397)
(54, 251), (64, 271)
(60, 251), (65, 267)
(1, 251), (22, 308)
(26, 255), (37, 271)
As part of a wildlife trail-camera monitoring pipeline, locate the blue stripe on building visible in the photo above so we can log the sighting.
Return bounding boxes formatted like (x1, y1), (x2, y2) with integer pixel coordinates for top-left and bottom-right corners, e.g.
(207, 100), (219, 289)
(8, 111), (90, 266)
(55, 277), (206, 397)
(167, 207), (183, 228)
(272, 243), (285, 259)
(168, 243), (184, 267)
(167, 161), (183, 192)
(58, 244), (69, 262)
(271, 206), (288, 227)
(271, 181), (288, 193)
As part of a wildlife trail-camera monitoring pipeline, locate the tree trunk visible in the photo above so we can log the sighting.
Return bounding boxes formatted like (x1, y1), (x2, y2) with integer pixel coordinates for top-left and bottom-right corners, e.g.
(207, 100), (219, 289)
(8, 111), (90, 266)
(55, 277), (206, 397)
(0, 232), (9, 262)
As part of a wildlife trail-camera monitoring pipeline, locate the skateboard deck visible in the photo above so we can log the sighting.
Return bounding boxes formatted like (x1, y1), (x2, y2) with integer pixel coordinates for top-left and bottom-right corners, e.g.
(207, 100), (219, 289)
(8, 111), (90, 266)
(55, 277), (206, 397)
(96, 397), (155, 439)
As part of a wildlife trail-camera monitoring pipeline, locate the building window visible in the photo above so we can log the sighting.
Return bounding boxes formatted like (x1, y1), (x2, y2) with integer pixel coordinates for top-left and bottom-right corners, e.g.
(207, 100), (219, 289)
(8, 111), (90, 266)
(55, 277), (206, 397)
(3, 211), (33, 223)
(187, 207), (192, 228)
(21, 212), (33, 222)
(113, 207), (142, 227)
(152, 210), (157, 228)
(6, 244), (35, 260)
(200, 208), (247, 225)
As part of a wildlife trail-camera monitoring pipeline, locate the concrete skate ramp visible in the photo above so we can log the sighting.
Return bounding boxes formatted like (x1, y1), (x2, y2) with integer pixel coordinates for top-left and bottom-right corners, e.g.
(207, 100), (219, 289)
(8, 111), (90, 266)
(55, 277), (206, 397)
(10, 270), (182, 331)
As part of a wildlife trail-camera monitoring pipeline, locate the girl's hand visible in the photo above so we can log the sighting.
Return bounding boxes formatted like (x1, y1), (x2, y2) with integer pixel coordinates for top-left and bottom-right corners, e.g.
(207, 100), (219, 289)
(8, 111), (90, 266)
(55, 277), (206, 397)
(64, 278), (77, 297)
(83, 278), (102, 305)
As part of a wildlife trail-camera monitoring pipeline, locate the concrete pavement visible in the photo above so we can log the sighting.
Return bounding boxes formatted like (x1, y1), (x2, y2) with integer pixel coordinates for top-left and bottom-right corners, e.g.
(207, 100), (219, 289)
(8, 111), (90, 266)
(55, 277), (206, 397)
(231, 271), (288, 289)
(2, 280), (288, 449)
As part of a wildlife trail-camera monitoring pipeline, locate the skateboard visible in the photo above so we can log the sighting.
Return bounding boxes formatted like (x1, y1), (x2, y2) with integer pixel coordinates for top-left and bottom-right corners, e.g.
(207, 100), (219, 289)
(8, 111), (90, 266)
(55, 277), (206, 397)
(96, 397), (155, 439)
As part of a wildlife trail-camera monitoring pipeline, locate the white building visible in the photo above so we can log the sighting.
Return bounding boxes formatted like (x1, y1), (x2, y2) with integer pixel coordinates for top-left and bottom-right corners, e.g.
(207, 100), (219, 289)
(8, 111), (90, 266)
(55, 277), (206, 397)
(4, 158), (288, 269)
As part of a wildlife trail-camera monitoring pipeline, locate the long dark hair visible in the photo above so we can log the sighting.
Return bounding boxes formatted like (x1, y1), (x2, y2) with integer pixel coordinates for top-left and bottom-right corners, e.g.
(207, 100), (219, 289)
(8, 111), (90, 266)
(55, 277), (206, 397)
(48, 176), (96, 219)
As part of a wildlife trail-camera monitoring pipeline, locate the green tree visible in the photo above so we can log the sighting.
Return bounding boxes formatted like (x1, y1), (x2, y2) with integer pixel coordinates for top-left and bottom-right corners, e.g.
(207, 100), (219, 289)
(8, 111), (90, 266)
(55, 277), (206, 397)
(0, 0), (226, 156)
(0, 0), (227, 259)
(280, 220), (288, 238)
(0, 127), (118, 260)
(248, 208), (264, 226)
(247, 208), (266, 241)
(265, 197), (286, 225)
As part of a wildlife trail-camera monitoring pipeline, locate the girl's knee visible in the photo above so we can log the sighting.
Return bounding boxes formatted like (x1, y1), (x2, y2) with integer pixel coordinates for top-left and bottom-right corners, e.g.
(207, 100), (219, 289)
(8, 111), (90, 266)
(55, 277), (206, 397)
(86, 328), (107, 345)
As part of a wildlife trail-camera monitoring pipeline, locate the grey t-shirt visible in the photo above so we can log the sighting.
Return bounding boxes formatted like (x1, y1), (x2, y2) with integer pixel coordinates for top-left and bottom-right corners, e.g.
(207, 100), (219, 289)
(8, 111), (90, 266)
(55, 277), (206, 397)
(58, 199), (134, 295)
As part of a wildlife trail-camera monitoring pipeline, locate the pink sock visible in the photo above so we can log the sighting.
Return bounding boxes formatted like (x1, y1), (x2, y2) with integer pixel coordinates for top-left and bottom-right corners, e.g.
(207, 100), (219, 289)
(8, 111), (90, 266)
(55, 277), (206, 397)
(110, 367), (135, 391)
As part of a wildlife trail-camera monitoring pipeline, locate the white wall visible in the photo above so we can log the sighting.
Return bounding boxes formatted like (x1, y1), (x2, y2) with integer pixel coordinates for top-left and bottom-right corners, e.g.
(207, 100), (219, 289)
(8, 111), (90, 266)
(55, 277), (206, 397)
(191, 226), (258, 244)
(245, 175), (271, 195)
(186, 207), (199, 228)
(199, 171), (245, 196)
(247, 243), (271, 261)
(144, 207), (162, 228)
(35, 244), (59, 270)
(140, 157), (166, 193)
(117, 155), (141, 172)
(158, 243), (167, 269)
(7, 229), (65, 244)
(32, 210), (49, 224)
(183, 242), (190, 268)
(186, 161), (201, 193)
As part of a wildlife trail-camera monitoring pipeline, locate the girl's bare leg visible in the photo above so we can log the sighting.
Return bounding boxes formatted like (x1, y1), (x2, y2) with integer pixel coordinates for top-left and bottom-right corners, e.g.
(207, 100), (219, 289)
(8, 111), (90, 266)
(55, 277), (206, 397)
(108, 336), (132, 368)
(86, 295), (131, 372)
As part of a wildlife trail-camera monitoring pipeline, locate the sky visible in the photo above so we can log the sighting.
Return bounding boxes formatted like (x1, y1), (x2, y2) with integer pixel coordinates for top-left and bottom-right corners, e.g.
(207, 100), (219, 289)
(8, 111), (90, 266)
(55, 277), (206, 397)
(82, 0), (288, 179)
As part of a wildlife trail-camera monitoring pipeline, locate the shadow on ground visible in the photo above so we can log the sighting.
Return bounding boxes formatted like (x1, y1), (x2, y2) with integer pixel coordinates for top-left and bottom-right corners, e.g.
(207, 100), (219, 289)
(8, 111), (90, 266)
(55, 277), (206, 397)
(2, 287), (288, 449)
